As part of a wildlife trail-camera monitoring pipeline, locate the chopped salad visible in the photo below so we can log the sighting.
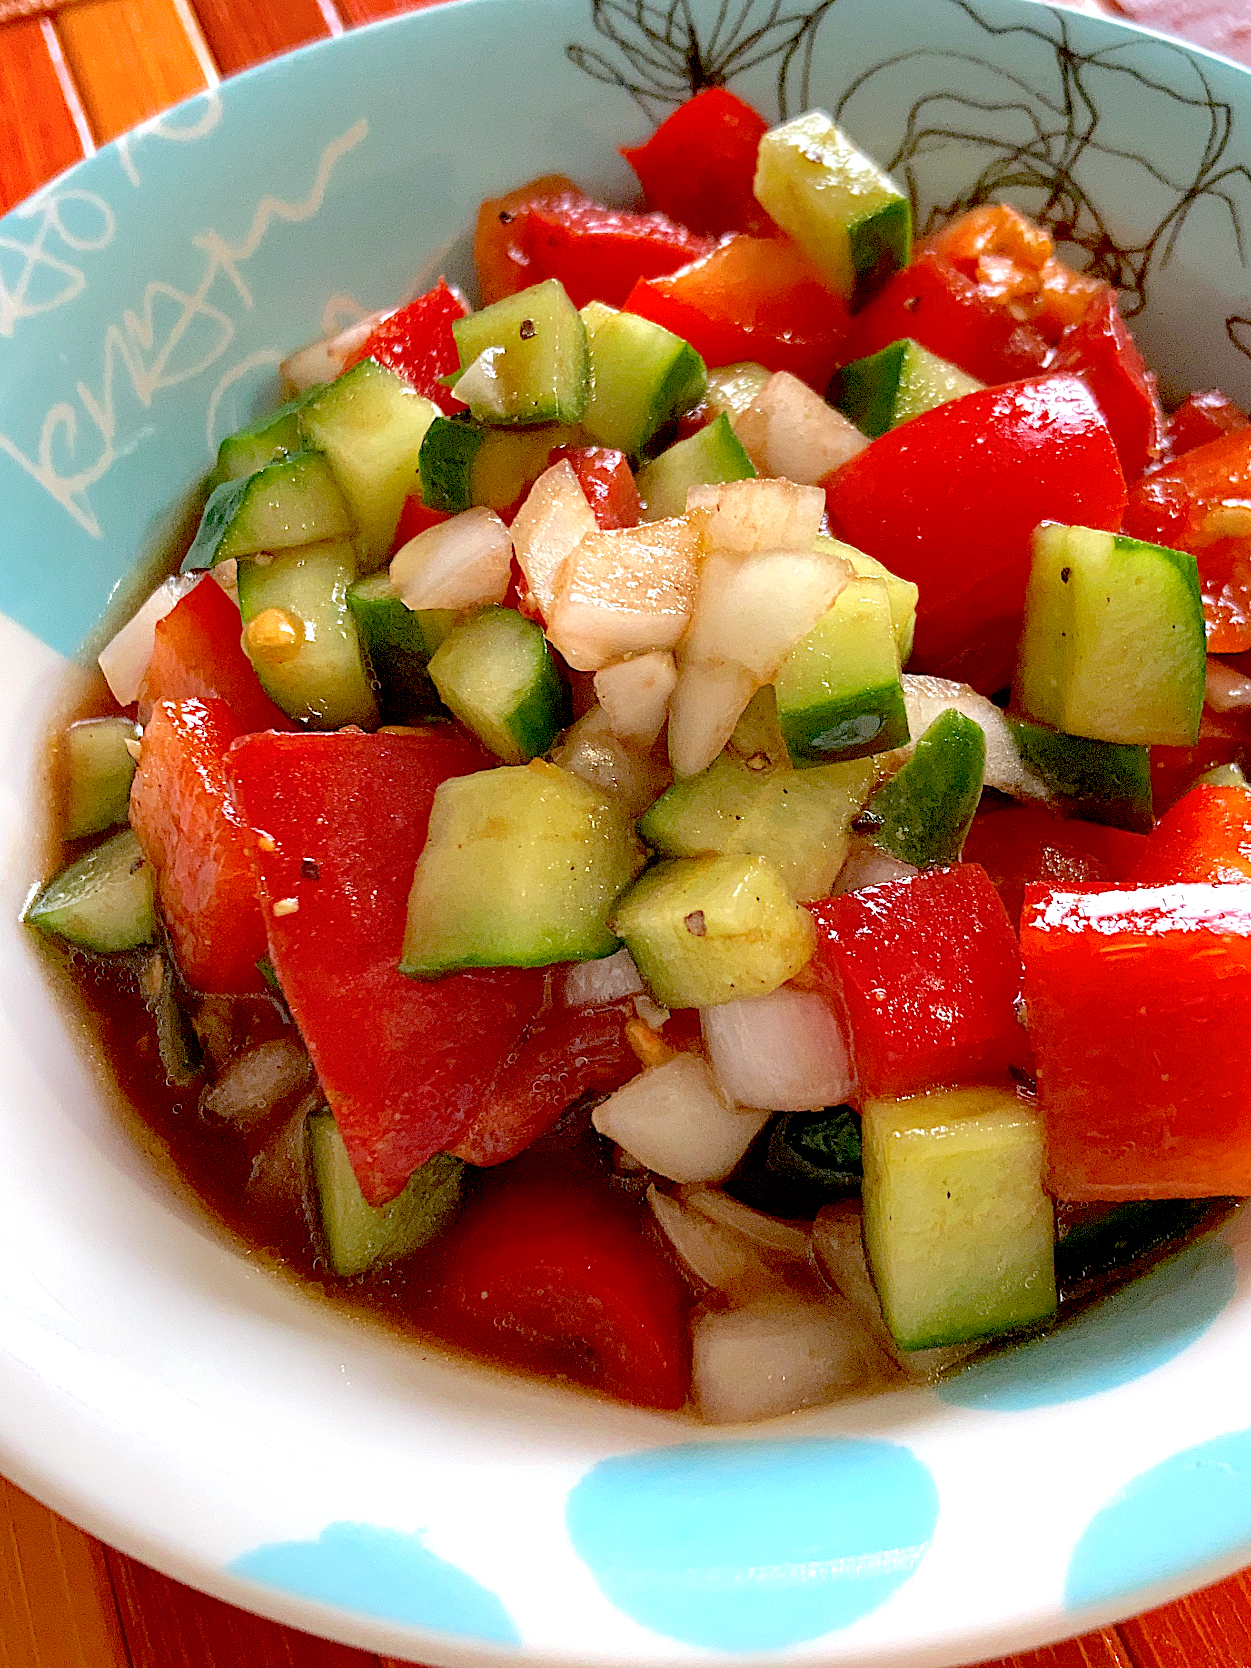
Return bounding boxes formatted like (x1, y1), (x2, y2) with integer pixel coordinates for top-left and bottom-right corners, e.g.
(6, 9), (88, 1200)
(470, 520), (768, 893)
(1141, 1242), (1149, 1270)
(27, 87), (1251, 1420)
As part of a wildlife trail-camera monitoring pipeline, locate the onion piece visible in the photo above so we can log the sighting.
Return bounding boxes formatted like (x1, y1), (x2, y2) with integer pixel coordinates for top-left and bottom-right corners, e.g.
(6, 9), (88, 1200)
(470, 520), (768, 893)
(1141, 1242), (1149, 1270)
(594, 651), (677, 747)
(811, 1199), (973, 1382)
(450, 347), (508, 418)
(592, 1053), (768, 1184)
(511, 461), (597, 621)
(98, 574), (202, 706)
(546, 517), (702, 671)
(684, 1187), (810, 1259)
(687, 477), (825, 555)
(833, 839), (919, 895)
(564, 946), (644, 1007)
(647, 1186), (777, 1301)
(390, 506), (513, 611)
(732, 372), (869, 485)
(667, 660), (757, 780)
(692, 1290), (897, 1423)
(200, 1037), (312, 1130)
(1205, 657), (1251, 713)
(549, 705), (673, 818)
(247, 1096), (316, 1224)
(701, 987), (854, 1112)
(281, 309), (388, 394)
(901, 674), (1048, 801)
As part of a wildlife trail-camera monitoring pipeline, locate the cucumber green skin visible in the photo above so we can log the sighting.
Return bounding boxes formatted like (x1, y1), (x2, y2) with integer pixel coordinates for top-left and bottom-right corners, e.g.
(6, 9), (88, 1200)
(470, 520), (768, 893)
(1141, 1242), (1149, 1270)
(427, 607), (570, 765)
(869, 708), (985, 868)
(862, 1086), (1056, 1350)
(309, 1112), (464, 1276)
(830, 338), (982, 437)
(185, 450), (353, 568)
(346, 578), (446, 725)
(847, 197), (913, 311)
(636, 413), (755, 520)
(452, 280), (589, 426)
(1055, 1199), (1224, 1291)
(776, 579), (908, 765)
(418, 418), (484, 514)
(63, 717), (138, 840)
(729, 1107), (862, 1220)
(401, 763), (645, 976)
(779, 683), (909, 765)
(582, 305), (708, 455)
(26, 828), (157, 953)
(1007, 717), (1153, 834)
(208, 395), (310, 492)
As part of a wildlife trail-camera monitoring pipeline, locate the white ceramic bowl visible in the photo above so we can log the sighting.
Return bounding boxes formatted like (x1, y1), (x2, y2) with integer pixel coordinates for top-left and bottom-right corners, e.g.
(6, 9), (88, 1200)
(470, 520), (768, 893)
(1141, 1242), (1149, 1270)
(2, 0), (1251, 1662)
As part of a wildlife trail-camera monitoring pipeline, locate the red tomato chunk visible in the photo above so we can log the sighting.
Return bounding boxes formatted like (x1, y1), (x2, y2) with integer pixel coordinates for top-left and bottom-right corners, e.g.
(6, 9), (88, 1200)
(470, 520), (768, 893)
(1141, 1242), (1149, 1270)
(621, 87), (776, 238)
(520, 199), (715, 310)
(1050, 288), (1164, 483)
(962, 801), (1148, 927)
(343, 278), (467, 415)
(1129, 785), (1251, 884)
(548, 444), (641, 530)
(139, 578), (292, 733)
(1021, 882), (1251, 1199)
(807, 864), (1030, 1100)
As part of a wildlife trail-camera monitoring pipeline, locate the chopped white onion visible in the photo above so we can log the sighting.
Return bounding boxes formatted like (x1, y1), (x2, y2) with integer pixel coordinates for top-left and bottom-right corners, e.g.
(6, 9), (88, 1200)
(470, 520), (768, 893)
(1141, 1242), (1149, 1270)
(450, 347), (508, 418)
(98, 574), (202, 706)
(731, 373), (869, 485)
(1205, 657), (1251, 713)
(200, 1038), (312, 1130)
(546, 517), (701, 671)
(833, 840), (920, 895)
(280, 309), (388, 394)
(901, 674), (1048, 801)
(549, 705), (673, 818)
(564, 947), (644, 1007)
(692, 1290), (896, 1423)
(594, 651), (677, 747)
(390, 506), (513, 612)
(684, 1187), (810, 1258)
(647, 1187), (777, 1301)
(667, 660), (757, 780)
(811, 1200), (972, 1382)
(511, 461), (598, 622)
(592, 1052), (768, 1184)
(687, 477), (825, 555)
(634, 994), (670, 1029)
(701, 986), (854, 1112)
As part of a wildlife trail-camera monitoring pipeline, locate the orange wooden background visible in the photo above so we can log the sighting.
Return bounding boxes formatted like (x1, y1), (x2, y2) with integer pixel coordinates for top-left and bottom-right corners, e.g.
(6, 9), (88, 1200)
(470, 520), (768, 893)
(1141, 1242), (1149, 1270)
(2, 0), (1250, 1661)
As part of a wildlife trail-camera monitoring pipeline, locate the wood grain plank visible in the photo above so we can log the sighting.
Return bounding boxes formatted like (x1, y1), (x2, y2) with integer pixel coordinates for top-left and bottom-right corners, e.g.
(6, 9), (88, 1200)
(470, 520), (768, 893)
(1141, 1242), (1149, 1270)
(1120, 1569), (1251, 1668)
(189, 0), (335, 77)
(54, 0), (212, 145)
(967, 1629), (1135, 1668)
(331, 0), (446, 30)
(0, 17), (86, 214)
(0, 1478), (131, 1668)
(106, 1546), (387, 1668)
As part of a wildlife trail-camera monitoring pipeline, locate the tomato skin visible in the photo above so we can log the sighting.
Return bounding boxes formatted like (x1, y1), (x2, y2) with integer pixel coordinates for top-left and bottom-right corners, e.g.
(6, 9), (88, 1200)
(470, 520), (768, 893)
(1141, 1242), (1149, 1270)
(520, 200), (714, 309)
(1123, 427), (1251, 654)
(807, 865), (1030, 1100)
(823, 374), (1127, 693)
(1166, 388), (1249, 458)
(548, 444), (641, 529)
(1128, 785), (1251, 883)
(453, 998), (640, 1165)
(343, 279), (467, 415)
(1050, 289), (1164, 482)
(624, 235), (851, 388)
(392, 495), (451, 551)
(922, 203), (1105, 343)
(429, 1169), (691, 1408)
(130, 698), (270, 995)
(844, 250), (1050, 386)
(961, 800), (1147, 926)
(474, 174), (585, 304)
(621, 87), (776, 237)
(139, 578), (292, 733)
(1021, 880), (1251, 1199)
(229, 729), (547, 1203)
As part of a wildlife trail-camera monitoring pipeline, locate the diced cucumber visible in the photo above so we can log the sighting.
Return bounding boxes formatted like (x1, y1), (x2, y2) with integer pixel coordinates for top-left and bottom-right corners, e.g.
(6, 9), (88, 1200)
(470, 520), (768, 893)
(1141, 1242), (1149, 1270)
(639, 753), (874, 902)
(754, 112), (912, 308)
(610, 853), (815, 1008)
(186, 451), (354, 568)
(427, 606), (569, 764)
(62, 716), (138, 839)
(418, 417), (579, 515)
(1055, 1199), (1220, 1291)
(581, 302), (707, 455)
(727, 685), (791, 772)
(774, 574), (908, 764)
(828, 539), (918, 665)
(401, 761), (645, 975)
(26, 828), (156, 952)
(452, 280), (589, 426)
(730, 1106), (863, 1218)
(829, 337), (983, 438)
(310, 1112), (464, 1276)
(299, 359), (439, 571)
(1007, 717), (1153, 833)
(636, 413), (755, 520)
(237, 539), (378, 729)
(1013, 524), (1206, 747)
(705, 362), (772, 422)
(861, 1084), (1056, 1350)
(208, 394), (312, 491)
(346, 572), (447, 724)
(867, 708), (985, 867)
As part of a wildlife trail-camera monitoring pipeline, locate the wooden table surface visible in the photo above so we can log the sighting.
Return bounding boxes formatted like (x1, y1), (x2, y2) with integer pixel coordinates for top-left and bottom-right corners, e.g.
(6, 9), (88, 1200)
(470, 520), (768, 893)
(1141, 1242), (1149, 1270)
(2, 0), (1250, 1662)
